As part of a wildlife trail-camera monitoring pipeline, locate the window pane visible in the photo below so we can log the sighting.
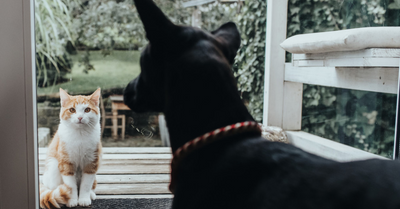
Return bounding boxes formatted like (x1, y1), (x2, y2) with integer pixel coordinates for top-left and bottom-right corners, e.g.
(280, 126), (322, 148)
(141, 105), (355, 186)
(287, 0), (398, 158)
(302, 85), (396, 158)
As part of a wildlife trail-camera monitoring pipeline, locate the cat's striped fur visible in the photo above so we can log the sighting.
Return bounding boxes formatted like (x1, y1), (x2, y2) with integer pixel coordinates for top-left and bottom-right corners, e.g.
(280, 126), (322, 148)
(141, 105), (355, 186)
(40, 88), (102, 209)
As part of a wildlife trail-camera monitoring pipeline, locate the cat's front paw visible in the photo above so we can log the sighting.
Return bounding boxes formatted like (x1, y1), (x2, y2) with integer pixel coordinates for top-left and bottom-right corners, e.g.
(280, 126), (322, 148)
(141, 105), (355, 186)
(66, 198), (78, 208)
(90, 190), (96, 200)
(78, 196), (92, 207)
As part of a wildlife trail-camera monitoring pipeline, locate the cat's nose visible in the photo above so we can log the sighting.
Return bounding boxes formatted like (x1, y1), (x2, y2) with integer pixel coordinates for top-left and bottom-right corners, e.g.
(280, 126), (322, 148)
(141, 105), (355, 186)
(78, 117), (83, 121)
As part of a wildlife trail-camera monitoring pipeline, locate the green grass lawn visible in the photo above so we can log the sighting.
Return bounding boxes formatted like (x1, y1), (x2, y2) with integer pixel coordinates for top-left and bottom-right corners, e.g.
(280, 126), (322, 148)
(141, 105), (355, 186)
(37, 50), (141, 95)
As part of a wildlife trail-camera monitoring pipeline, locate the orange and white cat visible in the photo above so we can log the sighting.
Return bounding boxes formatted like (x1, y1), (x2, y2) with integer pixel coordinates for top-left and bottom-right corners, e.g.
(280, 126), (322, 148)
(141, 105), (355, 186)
(40, 88), (102, 209)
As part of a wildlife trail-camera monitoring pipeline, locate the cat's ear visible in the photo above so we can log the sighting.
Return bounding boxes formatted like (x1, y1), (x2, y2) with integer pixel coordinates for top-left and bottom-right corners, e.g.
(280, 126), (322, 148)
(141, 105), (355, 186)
(59, 88), (71, 107)
(90, 88), (101, 106)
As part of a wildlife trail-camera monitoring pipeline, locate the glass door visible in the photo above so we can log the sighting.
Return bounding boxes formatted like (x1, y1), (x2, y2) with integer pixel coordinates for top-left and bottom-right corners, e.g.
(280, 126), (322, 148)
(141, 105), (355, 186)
(33, 0), (266, 206)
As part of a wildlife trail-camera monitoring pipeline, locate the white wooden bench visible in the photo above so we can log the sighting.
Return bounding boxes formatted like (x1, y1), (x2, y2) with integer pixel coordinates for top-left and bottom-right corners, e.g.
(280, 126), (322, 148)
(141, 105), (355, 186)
(287, 48), (400, 94)
(264, 0), (399, 161)
(282, 49), (400, 161)
(38, 147), (173, 199)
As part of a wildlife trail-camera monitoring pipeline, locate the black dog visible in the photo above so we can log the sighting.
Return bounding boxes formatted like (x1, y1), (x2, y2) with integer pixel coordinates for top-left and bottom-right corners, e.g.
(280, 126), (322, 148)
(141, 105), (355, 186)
(124, 1), (400, 208)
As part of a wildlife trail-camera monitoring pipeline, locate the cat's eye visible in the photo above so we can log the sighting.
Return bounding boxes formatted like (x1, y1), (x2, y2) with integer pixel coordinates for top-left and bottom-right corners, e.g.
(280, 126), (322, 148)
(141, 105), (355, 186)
(69, 108), (75, 113)
(85, 107), (91, 113)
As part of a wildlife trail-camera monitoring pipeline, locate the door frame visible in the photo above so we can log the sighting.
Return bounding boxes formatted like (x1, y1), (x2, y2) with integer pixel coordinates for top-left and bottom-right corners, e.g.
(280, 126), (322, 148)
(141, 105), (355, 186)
(0, 0), (38, 208)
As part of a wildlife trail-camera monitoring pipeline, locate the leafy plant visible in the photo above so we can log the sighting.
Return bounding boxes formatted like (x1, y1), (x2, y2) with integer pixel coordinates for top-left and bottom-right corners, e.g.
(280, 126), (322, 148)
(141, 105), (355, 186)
(35, 0), (79, 87)
(233, 0), (267, 122)
(74, 0), (192, 55)
(287, 0), (387, 38)
(198, 1), (239, 31)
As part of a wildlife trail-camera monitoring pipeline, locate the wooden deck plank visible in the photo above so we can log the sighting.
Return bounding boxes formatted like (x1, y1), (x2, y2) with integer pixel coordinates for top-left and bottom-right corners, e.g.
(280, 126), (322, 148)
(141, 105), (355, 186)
(39, 174), (171, 184)
(96, 174), (170, 184)
(95, 184), (171, 195)
(102, 154), (172, 160)
(97, 195), (173, 199)
(39, 159), (171, 166)
(39, 153), (172, 161)
(39, 161), (171, 167)
(39, 164), (170, 175)
(39, 147), (172, 154)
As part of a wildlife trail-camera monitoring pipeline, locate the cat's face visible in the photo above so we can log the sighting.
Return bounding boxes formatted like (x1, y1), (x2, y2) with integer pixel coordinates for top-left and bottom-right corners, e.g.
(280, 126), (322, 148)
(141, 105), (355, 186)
(59, 88), (101, 127)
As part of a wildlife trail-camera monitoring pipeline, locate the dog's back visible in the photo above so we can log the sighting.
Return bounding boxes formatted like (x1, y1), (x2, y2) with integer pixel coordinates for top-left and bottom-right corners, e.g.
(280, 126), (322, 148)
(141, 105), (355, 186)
(174, 135), (400, 209)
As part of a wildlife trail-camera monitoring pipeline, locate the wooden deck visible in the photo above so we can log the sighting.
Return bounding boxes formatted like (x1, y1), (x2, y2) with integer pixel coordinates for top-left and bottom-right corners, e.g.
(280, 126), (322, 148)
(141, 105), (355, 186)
(38, 147), (173, 199)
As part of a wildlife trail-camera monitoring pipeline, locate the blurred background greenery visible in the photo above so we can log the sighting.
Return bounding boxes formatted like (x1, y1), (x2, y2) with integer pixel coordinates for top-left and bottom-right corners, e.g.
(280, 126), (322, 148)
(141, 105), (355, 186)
(35, 0), (260, 96)
(35, 0), (266, 147)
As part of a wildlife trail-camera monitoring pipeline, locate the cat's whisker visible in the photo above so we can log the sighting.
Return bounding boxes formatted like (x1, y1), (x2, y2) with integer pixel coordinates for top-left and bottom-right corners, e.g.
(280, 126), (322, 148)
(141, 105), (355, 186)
(87, 121), (95, 129)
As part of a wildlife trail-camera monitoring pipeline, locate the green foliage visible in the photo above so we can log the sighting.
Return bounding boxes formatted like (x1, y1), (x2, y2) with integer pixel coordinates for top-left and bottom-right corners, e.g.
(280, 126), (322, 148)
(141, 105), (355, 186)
(287, 0), (387, 38)
(35, 0), (79, 87)
(74, 0), (144, 54)
(74, 0), (192, 55)
(198, 1), (239, 31)
(302, 85), (396, 158)
(233, 0), (267, 122)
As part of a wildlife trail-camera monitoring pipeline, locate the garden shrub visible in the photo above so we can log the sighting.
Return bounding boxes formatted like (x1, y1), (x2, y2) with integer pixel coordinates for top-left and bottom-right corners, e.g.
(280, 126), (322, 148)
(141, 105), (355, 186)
(233, 0), (267, 123)
(35, 0), (78, 87)
(36, 53), (72, 87)
(198, 1), (240, 31)
(74, 0), (192, 55)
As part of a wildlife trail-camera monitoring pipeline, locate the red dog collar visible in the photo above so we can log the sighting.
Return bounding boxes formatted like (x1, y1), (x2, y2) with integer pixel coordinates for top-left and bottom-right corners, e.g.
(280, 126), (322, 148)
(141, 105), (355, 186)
(169, 121), (262, 193)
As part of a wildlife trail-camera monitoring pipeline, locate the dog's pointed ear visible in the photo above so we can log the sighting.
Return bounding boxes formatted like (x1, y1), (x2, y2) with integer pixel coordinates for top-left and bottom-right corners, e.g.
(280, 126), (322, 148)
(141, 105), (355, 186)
(133, 0), (178, 43)
(211, 22), (241, 64)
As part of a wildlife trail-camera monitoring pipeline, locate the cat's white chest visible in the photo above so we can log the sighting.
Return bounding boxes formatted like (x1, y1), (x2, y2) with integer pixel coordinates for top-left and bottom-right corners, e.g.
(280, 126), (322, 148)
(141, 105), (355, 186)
(58, 124), (100, 169)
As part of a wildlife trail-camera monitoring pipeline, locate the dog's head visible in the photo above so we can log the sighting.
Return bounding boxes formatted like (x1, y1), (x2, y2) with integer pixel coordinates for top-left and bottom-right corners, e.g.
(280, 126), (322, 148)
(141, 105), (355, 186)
(123, 0), (241, 113)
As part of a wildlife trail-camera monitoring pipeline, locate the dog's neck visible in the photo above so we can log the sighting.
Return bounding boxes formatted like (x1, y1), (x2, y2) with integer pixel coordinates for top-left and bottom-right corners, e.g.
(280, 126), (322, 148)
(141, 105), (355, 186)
(163, 63), (255, 152)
